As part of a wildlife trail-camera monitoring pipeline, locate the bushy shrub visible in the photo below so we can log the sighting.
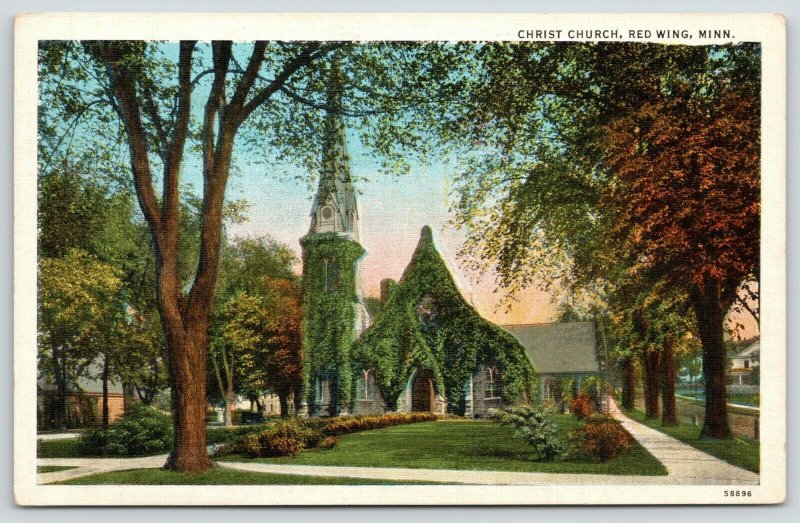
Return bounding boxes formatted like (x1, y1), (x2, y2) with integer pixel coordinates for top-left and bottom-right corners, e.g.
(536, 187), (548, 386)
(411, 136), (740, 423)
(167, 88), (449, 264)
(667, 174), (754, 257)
(317, 436), (339, 450)
(265, 436), (303, 457)
(582, 413), (616, 424)
(77, 405), (173, 456)
(206, 409), (220, 423)
(489, 406), (565, 461)
(241, 434), (262, 458)
(206, 422), (277, 445)
(570, 395), (593, 420)
(229, 412), (438, 458)
(571, 420), (634, 461)
(322, 412), (437, 436)
(236, 419), (322, 458)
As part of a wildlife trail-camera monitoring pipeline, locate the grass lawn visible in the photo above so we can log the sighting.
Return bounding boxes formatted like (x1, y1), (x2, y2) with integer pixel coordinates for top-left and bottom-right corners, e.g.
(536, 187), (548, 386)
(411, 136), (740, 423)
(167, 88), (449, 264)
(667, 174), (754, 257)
(221, 418), (667, 476)
(675, 391), (760, 408)
(37, 438), (82, 458)
(56, 467), (441, 485)
(624, 409), (759, 473)
(674, 396), (759, 416)
(37, 465), (77, 473)
(38, 425), (272, 458)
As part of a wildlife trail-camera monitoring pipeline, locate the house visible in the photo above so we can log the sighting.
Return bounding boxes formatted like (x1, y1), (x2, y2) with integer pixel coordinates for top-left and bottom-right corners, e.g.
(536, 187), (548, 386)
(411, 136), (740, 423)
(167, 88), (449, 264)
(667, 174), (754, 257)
(729, 339), (760, 385)
(37, 359), (128, 431)
(500, 322), (602, 402)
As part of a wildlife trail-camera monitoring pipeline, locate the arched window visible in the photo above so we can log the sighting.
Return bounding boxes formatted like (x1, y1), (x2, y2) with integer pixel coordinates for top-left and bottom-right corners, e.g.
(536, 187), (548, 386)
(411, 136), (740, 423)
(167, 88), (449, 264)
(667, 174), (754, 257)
(485, 366), (501, 399)
(543, 376), (557, 400)
(323, 258), (339, 293)
(315, 377), (329, 403)
(359, 369), (377, 400)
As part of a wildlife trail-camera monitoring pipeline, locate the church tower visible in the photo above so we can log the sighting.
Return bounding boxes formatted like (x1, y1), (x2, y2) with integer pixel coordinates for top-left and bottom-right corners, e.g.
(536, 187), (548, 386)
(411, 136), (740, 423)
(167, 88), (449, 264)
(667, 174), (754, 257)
(300, 65), (371, 417)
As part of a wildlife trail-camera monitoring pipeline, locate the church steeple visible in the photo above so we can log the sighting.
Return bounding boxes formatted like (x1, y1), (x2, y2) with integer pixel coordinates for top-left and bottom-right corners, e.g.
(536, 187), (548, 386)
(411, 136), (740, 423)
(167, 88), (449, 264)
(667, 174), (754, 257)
(308, 63), (360, 242)
(299, 62), (370, 418)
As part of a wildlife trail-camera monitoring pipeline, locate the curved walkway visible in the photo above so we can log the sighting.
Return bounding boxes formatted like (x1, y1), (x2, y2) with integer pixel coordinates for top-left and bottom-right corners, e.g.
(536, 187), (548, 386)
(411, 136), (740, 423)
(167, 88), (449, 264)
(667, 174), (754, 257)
(37, 403), (759, 485)
(37, 454), (169, 484)
(607, 400), (759, 485)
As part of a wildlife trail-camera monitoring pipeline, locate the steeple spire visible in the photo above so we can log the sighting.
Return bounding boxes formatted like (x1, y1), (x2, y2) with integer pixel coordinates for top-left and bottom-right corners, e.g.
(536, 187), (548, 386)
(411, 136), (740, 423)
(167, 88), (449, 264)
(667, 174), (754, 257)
(308, 61), (360, 242)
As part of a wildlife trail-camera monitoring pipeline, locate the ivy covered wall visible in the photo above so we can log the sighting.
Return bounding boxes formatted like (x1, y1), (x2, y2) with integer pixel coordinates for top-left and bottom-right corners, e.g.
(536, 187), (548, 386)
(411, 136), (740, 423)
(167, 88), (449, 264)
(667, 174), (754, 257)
(352, 226), (536, 414)
(301, 232), (366, 414)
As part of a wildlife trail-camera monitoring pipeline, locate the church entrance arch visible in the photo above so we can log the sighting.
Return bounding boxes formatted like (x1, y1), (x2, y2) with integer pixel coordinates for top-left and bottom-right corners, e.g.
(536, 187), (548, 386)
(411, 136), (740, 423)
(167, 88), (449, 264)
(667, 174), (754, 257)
(411, 369), (435, 412)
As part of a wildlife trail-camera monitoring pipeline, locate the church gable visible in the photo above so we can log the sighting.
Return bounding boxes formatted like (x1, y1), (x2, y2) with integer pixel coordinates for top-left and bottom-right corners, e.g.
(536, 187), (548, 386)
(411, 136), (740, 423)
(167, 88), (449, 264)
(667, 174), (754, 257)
(352, 226), (536, 414)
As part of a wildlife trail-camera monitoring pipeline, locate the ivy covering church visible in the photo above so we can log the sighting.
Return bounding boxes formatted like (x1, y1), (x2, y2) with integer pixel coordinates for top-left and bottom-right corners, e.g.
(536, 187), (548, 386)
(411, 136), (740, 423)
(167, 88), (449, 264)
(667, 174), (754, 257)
(298, 89), (538, 418)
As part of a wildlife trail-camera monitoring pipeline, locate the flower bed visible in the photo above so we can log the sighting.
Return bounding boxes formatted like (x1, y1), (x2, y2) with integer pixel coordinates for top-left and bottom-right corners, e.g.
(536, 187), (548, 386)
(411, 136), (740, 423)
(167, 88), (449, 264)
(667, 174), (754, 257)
(224, 412), (439, 458)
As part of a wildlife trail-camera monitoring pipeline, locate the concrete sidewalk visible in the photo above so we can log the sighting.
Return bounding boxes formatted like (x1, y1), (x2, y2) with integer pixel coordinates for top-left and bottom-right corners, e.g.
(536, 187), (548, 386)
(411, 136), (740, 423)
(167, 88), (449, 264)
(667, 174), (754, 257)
(37, 455), (169, 484)
(608, 400), (759, 485)
(37, 432), (81, 441)
(37, 403), (759, 485)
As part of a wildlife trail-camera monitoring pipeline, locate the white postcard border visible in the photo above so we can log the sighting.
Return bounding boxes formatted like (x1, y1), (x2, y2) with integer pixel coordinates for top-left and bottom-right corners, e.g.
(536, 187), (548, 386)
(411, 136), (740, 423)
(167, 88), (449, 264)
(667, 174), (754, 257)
(14, 12), (787, 505)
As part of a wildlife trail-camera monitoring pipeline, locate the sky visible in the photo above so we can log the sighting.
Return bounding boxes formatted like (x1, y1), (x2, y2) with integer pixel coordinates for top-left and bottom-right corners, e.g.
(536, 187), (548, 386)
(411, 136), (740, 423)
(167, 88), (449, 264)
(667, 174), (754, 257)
(50, 41), (758, 335)
(224, 131), (559, 327)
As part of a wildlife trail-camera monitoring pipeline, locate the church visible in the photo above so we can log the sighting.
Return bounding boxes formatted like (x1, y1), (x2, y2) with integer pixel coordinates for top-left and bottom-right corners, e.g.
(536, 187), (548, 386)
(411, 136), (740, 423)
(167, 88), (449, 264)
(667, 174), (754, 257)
(298, 83), (537, 418)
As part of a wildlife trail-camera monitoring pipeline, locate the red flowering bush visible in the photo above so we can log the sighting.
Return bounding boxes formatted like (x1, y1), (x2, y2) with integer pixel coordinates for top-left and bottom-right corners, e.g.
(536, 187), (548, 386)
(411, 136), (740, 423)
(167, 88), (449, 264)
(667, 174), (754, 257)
(264, 436), (303, 457)
(571, 420), (634, 461)
(570, 395), (593, 420)
(234, 412), (437, 457)
(321, 412), (437, 436)
(317, 436), (340, 450)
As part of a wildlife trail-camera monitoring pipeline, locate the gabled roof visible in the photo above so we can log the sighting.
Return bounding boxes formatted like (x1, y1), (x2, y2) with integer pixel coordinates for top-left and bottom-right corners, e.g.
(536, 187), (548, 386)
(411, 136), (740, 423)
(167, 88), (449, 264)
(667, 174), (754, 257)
(38, 357), (124, 394)
(353, 226), (535, 406)
(501, 322), (600, 374)
(732, 339), (760, 359)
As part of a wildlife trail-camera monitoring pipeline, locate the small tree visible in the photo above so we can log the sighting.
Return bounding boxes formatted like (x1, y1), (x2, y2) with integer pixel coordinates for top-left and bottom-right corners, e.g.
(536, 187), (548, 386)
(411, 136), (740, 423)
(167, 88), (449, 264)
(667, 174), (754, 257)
(38, 250), (124, 429)
(490, 406), (565, 461)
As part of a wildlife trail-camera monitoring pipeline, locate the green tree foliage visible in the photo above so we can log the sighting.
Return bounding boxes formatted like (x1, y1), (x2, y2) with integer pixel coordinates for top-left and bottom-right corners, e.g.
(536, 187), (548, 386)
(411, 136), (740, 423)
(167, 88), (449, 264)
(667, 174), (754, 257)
(211, 236), (302, 421)
(435, 42), (759, 438)
(353, 227), (536, 413)
(38, 250), (124, 428)
(38, 40), (470, 471)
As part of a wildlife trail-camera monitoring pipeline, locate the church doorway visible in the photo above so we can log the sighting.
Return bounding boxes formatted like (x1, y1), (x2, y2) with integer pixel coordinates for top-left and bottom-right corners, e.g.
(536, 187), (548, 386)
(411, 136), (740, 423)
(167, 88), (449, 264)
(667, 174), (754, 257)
(411, 369), (435, 412)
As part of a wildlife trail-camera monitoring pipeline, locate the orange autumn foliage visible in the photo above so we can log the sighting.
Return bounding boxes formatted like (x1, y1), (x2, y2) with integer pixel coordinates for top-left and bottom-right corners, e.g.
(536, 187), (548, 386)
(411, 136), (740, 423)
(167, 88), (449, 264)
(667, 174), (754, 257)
(601, 89), (760, 290)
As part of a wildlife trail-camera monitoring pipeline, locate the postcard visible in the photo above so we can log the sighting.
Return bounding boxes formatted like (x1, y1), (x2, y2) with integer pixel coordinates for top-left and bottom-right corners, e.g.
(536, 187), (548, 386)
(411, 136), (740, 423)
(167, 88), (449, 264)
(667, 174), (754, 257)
(14, 12), (785, 505)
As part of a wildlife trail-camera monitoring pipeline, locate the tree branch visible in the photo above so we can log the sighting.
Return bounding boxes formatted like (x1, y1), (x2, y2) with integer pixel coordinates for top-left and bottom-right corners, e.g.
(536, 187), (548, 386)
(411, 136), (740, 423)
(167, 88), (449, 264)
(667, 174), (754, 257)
(228, 42), (268, 116)
(94, 42), (163, 244)
(240, 43), (322, 121)
(162, 41), (196, 250)
(142, 84), (169, 160)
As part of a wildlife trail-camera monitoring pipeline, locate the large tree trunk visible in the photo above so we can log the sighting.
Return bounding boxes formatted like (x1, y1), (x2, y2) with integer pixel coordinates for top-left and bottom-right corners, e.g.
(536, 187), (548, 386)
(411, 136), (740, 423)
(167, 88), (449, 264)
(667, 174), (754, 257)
(162, 313), (212, 472)
(278, 391), (289, 419)
(660, 336), (679, 426)
(293, 388), (302, 417)
(621, 356), (636, 410)
(691, 279), (732, 439)
(98, 40), (323, 473)
(641, 348), (661, 419)
(102, 354), (110, 428)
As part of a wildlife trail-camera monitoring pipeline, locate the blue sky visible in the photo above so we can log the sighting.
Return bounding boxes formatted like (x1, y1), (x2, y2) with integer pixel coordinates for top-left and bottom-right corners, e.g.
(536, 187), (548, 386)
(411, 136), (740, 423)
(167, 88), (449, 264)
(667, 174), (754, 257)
(223, 130), (558, 326)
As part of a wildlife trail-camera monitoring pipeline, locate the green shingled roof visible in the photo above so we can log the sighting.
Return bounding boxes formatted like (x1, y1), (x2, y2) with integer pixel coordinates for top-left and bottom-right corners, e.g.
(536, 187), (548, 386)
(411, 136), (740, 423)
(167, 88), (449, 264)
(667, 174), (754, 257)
(501, 322), (600, 375)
